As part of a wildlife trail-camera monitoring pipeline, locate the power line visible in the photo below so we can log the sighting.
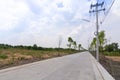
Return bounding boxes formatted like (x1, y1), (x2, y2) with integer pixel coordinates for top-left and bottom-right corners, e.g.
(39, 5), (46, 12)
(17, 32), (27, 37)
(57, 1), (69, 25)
(100, 0), (116, 25)
(88, 0), (116, 62)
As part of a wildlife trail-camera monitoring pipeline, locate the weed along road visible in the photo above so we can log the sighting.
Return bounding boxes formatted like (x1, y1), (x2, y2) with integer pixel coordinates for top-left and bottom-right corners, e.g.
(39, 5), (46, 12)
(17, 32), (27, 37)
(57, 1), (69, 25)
(0, 52), (114, 80)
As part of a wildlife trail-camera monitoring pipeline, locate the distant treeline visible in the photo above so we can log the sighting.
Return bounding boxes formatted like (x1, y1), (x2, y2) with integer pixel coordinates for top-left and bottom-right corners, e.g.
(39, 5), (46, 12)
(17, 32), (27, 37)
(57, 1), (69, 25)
(0, 44), (77, 51)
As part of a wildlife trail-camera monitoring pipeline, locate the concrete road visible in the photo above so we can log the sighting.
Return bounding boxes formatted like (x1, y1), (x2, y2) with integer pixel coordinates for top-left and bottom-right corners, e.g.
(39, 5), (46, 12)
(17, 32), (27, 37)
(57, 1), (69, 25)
(0, 52), (114, 80)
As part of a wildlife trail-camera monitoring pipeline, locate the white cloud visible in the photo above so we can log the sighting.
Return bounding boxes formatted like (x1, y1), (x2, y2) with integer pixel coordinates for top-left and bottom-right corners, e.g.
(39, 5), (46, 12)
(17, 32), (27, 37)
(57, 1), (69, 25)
(0, 0), (119, 48)
(0, 0), (94, 48)
(111, 0), (120, 16)
(68, 26), (82, 37)
(0, 0), (30, 31)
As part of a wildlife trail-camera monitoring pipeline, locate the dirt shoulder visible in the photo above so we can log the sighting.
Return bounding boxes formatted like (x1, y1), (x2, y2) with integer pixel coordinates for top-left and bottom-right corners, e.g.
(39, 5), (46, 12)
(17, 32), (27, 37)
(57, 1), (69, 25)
(105, 56), (120, 62)
(100, 55), (120, 80)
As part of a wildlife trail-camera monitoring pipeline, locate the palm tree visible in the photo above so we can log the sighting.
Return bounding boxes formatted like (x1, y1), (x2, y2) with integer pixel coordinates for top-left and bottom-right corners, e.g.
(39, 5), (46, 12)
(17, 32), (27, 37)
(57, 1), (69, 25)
(68, 37), (73, 49)
(68, 37), (73, 43)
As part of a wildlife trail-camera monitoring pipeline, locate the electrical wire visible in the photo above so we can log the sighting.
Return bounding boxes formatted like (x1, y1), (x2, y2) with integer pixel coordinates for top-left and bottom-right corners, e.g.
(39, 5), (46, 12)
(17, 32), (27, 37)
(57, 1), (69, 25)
(100, 0), (116, 25)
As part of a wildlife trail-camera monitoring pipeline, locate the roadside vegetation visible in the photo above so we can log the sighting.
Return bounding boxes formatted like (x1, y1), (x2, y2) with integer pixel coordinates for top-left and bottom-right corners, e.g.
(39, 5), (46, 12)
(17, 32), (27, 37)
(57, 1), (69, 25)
(89, 30), (120, 80)
(67, 37), (85, 50)
(0, 37), (84, 70)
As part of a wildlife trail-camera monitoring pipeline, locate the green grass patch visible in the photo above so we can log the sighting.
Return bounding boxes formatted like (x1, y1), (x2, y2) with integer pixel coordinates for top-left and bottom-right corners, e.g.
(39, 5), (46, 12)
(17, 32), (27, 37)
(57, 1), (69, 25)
(0, 54), (8, 59)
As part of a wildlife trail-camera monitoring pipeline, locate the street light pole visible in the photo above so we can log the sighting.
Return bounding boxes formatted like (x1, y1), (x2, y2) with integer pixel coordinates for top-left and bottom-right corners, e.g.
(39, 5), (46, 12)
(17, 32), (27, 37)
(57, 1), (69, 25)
(89, 1), (105, 62)
(96, 4), (99, 62)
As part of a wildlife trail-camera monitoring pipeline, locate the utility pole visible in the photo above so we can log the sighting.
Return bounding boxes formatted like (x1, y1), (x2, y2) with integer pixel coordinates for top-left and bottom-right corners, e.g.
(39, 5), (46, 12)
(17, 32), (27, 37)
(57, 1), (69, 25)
(89, 1), (105, 62)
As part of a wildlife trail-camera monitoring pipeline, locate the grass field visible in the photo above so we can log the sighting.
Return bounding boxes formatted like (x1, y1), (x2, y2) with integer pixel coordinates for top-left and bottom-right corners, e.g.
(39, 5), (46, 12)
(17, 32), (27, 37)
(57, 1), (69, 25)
(0, 48), (80, 69)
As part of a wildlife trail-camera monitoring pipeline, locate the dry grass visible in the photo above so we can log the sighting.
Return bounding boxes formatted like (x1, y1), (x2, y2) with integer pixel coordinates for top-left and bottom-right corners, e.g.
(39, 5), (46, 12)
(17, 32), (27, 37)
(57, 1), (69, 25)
(0, 48), (79, 69)
(106, 56), (120, 62)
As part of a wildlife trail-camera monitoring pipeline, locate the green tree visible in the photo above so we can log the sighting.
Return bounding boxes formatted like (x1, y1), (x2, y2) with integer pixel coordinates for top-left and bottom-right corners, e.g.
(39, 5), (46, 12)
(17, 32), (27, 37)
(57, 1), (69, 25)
(33, 44), (38, 50)
(78, 44), (81, 51)
(104, 44), (113, 52)
(67, 37), (73, 49)
(104, 43), (119, 52)
(98, 31), (106, 51)
(73, 41), (77, 49)
(90, 30), (106, 52)
(98, 31), (105, 46)
(90, 37), (96, 51)
(112, 43), (119, 51)
(67, 44), (71, 49)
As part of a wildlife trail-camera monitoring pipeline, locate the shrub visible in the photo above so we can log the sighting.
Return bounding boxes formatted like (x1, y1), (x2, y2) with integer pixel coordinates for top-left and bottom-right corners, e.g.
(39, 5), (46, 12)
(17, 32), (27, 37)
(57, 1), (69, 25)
(103, 52), (120, 56)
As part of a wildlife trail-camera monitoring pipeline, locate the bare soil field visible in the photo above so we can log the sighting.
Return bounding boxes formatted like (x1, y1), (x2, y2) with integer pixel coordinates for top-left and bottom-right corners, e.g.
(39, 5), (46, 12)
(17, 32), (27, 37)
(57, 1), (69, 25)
(100, 55), (120, 80)
(106, 56), (120, 62)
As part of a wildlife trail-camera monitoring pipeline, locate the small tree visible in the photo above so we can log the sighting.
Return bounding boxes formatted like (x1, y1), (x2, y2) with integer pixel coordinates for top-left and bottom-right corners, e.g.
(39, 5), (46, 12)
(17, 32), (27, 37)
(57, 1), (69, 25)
(33, 44), (38, 50)
(98, 31), (106, 52)
(67, 44), (71, 49)
(73, 41), (77, 49)
(90, 37), (96, 51)
(90, 30), (106, 52)
(78, 44), (81, 51)
(67, 37), (73, 49)
(112, 43), (119, 52)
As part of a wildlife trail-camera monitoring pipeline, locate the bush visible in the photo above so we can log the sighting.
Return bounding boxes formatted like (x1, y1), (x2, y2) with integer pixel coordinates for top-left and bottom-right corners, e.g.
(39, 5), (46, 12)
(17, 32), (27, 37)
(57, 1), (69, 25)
(103, 52), (120, 56)
(0, 54), (8, 59)
(119, 49), (120, 53)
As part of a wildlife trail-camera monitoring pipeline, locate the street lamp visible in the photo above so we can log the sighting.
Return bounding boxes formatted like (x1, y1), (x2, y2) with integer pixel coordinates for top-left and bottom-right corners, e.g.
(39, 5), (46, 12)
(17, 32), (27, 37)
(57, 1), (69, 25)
(82, 19), (91, 22)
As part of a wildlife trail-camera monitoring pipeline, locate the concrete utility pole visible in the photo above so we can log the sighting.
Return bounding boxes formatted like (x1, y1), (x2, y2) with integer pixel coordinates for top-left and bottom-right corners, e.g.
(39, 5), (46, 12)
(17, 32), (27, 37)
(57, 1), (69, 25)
(89, 1), (105, 62)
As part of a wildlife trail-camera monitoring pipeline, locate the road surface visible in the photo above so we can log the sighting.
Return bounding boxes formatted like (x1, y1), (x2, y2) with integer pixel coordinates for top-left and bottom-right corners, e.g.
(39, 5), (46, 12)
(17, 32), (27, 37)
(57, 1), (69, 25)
(0, 52), (114, 80)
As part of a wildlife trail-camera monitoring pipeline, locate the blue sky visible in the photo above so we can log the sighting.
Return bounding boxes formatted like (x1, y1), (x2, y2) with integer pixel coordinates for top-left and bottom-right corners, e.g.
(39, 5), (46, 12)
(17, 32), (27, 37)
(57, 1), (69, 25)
(0, 0), (119, 48)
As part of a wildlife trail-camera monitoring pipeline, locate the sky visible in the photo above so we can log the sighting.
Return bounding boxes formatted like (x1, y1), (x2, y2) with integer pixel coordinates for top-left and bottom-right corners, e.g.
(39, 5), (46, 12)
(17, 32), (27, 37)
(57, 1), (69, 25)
(0, 0), (119, 49)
